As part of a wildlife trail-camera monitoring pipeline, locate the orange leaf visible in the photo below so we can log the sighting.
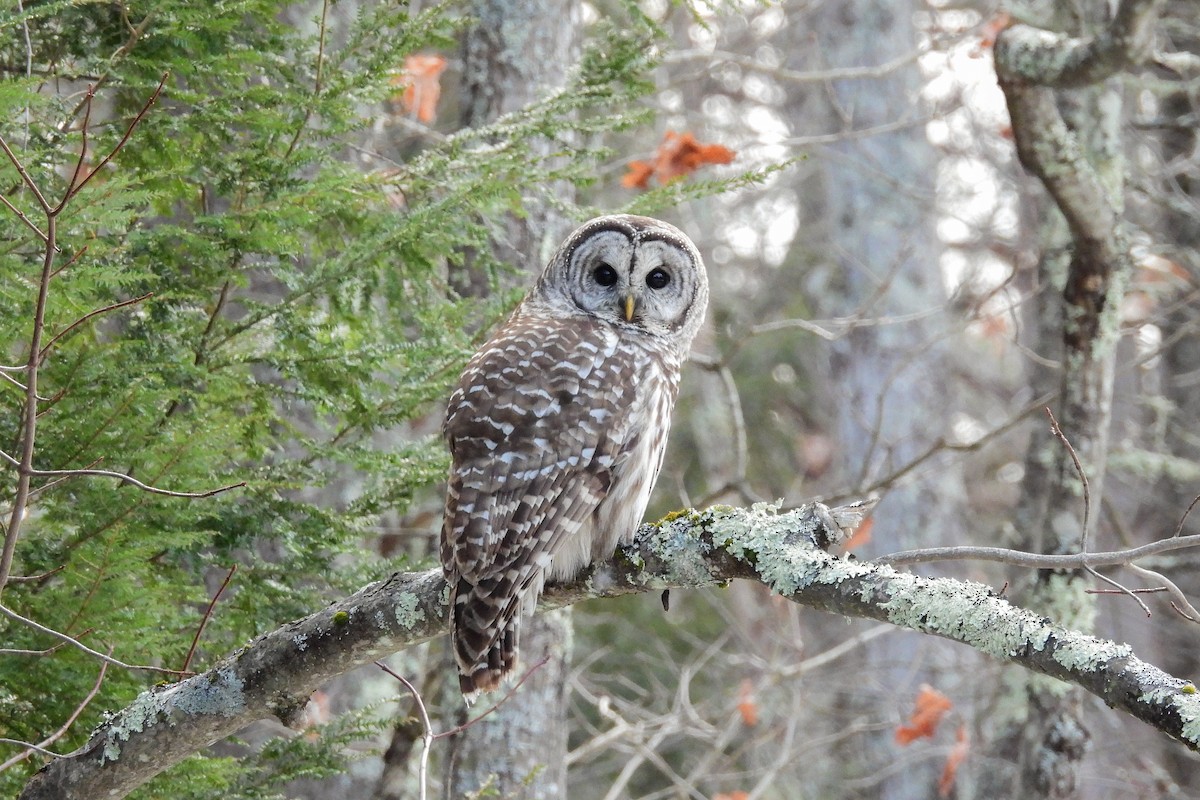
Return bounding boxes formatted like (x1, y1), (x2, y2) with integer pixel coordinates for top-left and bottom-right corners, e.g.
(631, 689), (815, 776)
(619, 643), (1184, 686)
(737, 679), (758, 727)
(895, 684), (953, 745)
(393, 54), (448, 123)
(841, 516), (873, 552)
(624, 130), (736, 189)
(714, 793), (749, 800)
(621, 160), (655, 190)
(938, 725), (970, 797)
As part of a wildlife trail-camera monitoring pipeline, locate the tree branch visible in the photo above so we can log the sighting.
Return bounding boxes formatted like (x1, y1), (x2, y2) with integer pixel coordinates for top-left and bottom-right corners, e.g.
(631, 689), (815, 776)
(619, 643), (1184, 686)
(18, 503), (1200, 800)
(997, 0), (1165, 88)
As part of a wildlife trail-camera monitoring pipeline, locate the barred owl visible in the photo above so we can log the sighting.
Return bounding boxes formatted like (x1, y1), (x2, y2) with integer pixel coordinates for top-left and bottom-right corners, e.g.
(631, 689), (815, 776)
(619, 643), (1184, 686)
(441, 214), (709, 696)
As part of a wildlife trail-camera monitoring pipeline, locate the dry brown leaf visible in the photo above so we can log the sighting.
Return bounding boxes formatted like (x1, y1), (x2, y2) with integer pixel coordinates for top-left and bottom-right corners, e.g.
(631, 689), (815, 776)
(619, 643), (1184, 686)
(938, 725), (970, 797)
(895, 684), (953, 745)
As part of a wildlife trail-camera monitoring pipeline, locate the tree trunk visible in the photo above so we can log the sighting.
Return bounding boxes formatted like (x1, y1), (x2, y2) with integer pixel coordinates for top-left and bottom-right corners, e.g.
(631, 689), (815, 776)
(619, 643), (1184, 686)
(982, 2), (1140, 795)
(442, 0), (581, 797)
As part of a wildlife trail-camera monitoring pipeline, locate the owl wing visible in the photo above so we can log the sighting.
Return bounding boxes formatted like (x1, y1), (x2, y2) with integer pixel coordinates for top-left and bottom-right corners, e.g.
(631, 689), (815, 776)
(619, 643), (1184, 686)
(441, 315), (646, 587)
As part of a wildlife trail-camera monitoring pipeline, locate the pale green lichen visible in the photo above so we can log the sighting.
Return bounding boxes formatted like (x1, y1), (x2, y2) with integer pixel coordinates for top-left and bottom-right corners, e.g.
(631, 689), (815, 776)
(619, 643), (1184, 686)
(292, 632), (308, 651)
(101, 667), (246, 764)
(879, 575), (1053, 660)
(645, 517), (713, 588)
(710, 502), (818, 595)
(1129, 659), (1200, 745)
(1176, 694), (1200, 744)
(394, 591), (425, 629)
(1050, 636), (1132, 673)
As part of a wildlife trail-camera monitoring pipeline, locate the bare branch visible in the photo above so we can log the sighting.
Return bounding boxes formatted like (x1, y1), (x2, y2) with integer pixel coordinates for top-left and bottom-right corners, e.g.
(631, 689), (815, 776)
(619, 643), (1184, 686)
(1126, 564), (1200, 622)
(665, 47), (924, 85)
(0, 134), (51, 213)
(375, 662), (433, 800)
(180, 564), (237, 674)
(0, 604), (182, 677)
(1173, 492), (1200, 538)
(878, 533), (1200, 568)
(39, 293), (153, 361)
(0, 449), (244, 499)
(56, 72), (167, 210)
(0, 192), (52, 246)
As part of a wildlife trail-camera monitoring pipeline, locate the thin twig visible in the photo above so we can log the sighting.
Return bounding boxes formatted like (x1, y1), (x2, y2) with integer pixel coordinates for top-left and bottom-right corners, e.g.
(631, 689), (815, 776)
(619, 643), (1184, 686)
(1046, 407), (1150, 615)
(1173, 492), (1200, 538)
(434, 655), (552, 739)
(1085, 587), (1167, 595)
(0, 192), (52, 246)
(55, 72), (167, 211)
(1046, 407), (1092, 550)
(0, 133), (51, 212)
(0, 739), (60, 759)
(1127, 563), (1200, 622)
(0, 603), (185, 676)
(0, 209), (56, 599)
(4, 565), (64, 584)
(39, 292), (154, 360)
(283, 0), (330, 160)
(0, 651), (110, 772)
(375, 662), (433, 800)
(181, 564), (237, 674)
(48, 243), (89, 279)
(878, 532), (1200, 568)
(0, 448), (244, 498)
(61, 84), (96, 208)
(25, 458), (104, 501)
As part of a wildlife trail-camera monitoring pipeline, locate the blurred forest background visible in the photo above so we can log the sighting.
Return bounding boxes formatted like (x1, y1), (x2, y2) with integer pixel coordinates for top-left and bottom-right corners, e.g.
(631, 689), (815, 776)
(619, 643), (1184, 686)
(2, 0), (1199, 798)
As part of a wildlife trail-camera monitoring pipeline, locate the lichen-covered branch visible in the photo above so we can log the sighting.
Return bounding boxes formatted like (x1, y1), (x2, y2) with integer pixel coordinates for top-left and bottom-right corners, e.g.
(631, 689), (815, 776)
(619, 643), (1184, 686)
(18, 503), (1200, 800)
(998, 0), (1165, 88)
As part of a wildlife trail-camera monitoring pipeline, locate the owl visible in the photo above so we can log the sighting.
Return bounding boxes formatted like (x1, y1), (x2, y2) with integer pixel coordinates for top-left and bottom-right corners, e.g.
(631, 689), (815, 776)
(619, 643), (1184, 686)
(441, 214), (709, 696)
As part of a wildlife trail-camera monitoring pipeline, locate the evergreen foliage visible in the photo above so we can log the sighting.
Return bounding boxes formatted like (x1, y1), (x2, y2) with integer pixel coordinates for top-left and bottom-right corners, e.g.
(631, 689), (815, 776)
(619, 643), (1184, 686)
(0, 1), (665, 793)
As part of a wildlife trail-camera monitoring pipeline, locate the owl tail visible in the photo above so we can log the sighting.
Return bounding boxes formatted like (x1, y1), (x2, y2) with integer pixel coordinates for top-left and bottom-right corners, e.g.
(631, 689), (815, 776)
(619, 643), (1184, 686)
(451, 577), (519, 696)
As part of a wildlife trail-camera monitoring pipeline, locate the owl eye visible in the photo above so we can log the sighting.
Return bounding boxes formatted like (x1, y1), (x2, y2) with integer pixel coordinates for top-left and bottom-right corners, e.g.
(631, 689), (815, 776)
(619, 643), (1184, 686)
(645, 268), (671, 289)
(593, 263), (618, 287)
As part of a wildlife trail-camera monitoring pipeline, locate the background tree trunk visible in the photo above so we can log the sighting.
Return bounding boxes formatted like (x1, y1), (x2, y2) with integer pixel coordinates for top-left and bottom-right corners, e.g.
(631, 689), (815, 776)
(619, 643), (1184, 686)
(440, 0), (580, 796)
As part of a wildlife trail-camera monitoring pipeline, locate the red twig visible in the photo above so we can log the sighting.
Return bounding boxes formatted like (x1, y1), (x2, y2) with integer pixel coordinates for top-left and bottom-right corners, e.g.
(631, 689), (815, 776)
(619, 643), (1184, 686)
(54, 72), (167, 212)
(433, 655), (552, 739)
(48, 243), (88, 279)
(5, 565), (65, 585)
(61, 84), (96, 207)
(181, 564), (237, 675)
(39, 292), (153, 361)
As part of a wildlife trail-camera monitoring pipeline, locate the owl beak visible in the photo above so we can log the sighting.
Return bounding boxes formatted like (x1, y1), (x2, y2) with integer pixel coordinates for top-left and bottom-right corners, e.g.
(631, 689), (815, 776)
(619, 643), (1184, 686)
(624, 294), (636, 322)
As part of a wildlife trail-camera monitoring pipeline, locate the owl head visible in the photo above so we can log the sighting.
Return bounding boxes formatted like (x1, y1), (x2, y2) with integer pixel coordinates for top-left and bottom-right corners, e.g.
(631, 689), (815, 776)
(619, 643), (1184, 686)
(531, 215), (709, 348)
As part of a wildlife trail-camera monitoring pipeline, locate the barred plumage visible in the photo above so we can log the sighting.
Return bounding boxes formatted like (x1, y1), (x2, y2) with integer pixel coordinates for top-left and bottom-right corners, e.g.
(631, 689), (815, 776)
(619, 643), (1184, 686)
(441, 215), (708, 696)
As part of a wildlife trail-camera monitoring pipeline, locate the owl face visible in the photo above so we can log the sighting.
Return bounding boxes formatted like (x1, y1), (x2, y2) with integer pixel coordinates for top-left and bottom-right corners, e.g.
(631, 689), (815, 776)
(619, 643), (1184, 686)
(535, 215), (708, 344)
